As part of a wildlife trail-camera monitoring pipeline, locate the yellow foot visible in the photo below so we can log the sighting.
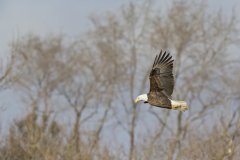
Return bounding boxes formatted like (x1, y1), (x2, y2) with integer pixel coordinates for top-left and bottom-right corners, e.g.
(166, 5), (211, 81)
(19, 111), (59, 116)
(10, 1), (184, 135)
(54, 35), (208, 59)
(180, 104), (189, 112)
(171, 100), (189, 112)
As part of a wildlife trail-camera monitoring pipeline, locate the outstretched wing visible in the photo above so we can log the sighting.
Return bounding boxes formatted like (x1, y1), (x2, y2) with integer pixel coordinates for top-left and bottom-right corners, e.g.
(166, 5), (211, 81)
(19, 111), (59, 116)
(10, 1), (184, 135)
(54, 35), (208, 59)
(149, 50), (174, 97)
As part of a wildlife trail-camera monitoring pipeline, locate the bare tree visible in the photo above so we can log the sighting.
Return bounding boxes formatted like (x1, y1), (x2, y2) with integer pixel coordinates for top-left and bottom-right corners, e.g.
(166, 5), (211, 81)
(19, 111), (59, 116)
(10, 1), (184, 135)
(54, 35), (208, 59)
(88, 0), (240, 159)
(56, 40), (114, 154)
(11, 35), (71, 128)
(143, 1), (240, 159)
(88, 1), (156, 159)
(1, 0), (239, 159)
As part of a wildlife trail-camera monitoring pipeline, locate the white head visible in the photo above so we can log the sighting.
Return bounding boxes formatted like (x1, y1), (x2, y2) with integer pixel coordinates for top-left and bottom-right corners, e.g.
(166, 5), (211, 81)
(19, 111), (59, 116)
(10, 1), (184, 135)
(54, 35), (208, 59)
(134, 94), (148, 103)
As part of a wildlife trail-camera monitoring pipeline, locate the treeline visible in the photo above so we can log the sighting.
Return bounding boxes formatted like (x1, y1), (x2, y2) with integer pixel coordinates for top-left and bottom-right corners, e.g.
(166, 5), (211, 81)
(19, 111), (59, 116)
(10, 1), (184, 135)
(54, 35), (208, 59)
(0, 1), (240, 160)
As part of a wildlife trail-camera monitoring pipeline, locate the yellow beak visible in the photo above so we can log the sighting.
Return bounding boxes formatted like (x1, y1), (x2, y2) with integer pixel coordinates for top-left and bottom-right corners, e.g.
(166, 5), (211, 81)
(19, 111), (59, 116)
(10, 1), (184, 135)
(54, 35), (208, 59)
(134, 98), (139, 103)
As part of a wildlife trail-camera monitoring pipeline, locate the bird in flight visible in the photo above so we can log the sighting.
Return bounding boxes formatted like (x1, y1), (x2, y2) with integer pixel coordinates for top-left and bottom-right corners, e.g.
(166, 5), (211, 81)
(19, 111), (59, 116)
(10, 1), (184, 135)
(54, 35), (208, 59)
(135, 50), (189, 111)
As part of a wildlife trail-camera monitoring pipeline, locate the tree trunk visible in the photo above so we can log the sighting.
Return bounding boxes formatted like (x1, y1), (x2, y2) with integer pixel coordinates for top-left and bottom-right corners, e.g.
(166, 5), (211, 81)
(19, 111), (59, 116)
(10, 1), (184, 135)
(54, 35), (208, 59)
(73, 111), (81, 152)
(129, 105), (137, 160)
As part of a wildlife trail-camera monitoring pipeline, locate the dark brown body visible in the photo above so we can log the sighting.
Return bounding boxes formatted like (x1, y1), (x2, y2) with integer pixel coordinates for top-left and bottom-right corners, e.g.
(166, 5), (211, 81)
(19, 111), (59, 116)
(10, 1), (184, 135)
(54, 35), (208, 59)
(147, 92), (172, 109)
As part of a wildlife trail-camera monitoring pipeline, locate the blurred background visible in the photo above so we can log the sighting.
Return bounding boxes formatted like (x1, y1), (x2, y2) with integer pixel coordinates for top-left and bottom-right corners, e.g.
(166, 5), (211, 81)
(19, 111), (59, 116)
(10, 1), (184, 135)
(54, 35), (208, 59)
(0, 0), (240, 159)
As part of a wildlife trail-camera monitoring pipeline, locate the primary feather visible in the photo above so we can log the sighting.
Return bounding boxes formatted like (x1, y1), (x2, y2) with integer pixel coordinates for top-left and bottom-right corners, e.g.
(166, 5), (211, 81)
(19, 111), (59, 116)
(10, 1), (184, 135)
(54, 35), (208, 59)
(149, 50), (174, 97)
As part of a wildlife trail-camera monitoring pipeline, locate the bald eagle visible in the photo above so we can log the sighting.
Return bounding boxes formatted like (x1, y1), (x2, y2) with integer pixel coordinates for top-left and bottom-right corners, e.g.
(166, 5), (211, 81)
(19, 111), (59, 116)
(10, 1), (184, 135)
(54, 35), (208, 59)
(135, 50), (189, 111)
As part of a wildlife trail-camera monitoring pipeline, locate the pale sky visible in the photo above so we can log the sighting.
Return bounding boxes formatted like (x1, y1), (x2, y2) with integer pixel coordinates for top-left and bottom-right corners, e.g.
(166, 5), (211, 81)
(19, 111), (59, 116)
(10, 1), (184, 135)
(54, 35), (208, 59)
(0, 0), (130, 57)
(0, 0), (239, 58)
(0, 0), (239, 134)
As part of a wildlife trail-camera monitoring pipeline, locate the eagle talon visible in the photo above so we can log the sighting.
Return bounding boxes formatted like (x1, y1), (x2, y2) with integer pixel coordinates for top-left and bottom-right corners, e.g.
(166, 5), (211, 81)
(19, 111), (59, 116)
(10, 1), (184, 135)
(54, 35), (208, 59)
(180, 105), (189, 112)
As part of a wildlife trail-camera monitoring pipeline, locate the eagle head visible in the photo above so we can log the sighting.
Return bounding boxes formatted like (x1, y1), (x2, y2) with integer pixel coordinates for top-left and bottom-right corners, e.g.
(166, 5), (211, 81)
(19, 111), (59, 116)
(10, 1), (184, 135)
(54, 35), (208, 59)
(135, 94), (148, 103)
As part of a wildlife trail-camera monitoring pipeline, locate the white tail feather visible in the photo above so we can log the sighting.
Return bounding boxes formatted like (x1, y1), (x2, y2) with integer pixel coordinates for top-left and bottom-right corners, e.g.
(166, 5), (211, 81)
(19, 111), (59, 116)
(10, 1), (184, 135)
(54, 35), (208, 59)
(171, 100), (189, 112)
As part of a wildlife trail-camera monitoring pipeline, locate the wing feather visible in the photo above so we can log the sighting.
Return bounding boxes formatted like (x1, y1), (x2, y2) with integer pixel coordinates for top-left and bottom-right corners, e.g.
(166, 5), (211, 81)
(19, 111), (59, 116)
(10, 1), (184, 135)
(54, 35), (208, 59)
(149, 50), (174, 97)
